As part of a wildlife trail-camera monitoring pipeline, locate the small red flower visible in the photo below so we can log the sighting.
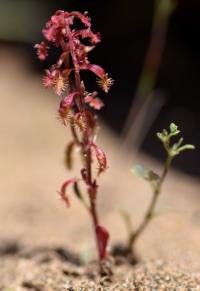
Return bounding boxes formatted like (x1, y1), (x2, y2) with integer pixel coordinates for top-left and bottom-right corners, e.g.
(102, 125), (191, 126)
(96, 74), (114, 93)
(58, 92), (78, 125)
(70, 11), (91, 28)
(85, 65), (113, 93)
(74, 29), (100, 44)
(43, 68), (58, 88)
(54, 74), (68, 96)
(84, 92), (104, 110)
(35, 41), (49, 61)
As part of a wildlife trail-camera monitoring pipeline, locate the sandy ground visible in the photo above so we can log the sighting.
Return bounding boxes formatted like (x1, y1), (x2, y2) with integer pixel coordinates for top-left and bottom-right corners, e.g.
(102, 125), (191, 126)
(0, 46), (200, 289)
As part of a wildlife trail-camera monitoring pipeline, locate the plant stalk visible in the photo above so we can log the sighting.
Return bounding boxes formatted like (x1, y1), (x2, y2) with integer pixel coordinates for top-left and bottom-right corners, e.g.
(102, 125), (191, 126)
(66, 25), (101, 260)
(128, 154), (173, 251)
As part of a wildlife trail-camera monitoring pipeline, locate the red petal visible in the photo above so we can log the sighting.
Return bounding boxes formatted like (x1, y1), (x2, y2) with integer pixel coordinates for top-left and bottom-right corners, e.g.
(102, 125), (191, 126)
(96, 225), (109, 259)
(58, 179), (76, 207)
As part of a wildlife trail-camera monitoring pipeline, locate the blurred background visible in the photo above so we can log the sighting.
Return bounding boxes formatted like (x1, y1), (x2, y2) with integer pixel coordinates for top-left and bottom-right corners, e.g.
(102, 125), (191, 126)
(0, 0), (199, 175)
(0, 0), (200, 265)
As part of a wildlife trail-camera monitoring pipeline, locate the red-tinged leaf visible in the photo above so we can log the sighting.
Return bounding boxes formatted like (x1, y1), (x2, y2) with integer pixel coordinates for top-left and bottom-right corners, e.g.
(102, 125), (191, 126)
(58, 178), (76, 207)
(86, 64), (105, 79)
(62, 91), (78, 107)
(91, 143), (107, 175)
(96, 225), (109, 259)
(65, 141), (76, 170)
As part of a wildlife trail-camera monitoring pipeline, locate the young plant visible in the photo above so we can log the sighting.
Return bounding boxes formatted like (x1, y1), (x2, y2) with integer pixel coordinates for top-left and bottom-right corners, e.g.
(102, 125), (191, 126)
(125, 123), (195, 257)
(35, 10), (113, 261)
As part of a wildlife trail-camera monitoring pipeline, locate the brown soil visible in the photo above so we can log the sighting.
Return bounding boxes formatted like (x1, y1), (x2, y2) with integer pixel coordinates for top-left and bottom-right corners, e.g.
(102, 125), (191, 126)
(1, 46), (200, 290)
(1, 247), (200, 290)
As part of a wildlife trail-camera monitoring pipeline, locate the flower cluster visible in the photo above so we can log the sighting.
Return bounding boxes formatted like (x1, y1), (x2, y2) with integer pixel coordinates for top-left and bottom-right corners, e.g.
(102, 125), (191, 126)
(35, 10), (113, 108)
(35, 10), (113, 260)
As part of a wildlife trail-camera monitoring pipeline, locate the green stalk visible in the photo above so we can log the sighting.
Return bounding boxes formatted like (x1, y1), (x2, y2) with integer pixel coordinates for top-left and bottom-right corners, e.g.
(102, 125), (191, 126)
(128, 153), (173, 251)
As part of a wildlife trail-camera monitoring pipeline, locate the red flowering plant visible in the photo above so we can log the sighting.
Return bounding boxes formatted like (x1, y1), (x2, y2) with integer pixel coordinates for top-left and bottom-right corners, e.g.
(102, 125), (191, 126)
(35, 10), (113, 261)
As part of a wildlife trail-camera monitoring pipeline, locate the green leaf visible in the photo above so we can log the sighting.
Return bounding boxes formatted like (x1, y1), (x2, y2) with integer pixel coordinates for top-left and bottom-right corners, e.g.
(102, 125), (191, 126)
(157, 132), (163, 141)
(172, 137), (184, 150)
(146, 170), (160, 182)
(65, 141), (76, 170)
(169, 123), (180, 136)
(73, 181), (89, 209)
(177, 144), (195, 154)
(170, 122), (178, 133)
(132, 164), (145, 178)
(132, 164), (160, 182)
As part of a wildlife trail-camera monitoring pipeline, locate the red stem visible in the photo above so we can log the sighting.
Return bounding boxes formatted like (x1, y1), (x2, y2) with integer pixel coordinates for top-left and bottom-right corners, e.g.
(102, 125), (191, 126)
(66, 26), (102, 260)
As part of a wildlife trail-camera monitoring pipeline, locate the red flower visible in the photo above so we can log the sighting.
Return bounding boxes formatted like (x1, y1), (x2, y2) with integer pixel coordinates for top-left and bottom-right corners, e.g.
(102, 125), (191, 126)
(70, 11), (91, 28)
(85, 65), (113, 93)
(96, 73), (114, 93)
(84, 92), (104, 110)
(58, 92), (78, 125)
(74, 29), (100, 44)
(43, 68), (58, 88)
(54, 74), (68, 96)
(35, 41), (49, 61)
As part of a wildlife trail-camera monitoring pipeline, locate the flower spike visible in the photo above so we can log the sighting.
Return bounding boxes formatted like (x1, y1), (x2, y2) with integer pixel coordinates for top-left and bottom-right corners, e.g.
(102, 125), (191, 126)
(35, 9), (113, 262)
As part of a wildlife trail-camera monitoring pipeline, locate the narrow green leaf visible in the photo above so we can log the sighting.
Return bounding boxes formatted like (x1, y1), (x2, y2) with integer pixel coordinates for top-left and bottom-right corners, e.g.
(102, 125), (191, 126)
(73, 181), (89, 209)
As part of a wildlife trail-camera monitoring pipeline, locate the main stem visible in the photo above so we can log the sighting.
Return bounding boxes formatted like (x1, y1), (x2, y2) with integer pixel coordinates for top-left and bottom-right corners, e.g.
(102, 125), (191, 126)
(128, 154), (173, 252)
(66, 26), (101, 260)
